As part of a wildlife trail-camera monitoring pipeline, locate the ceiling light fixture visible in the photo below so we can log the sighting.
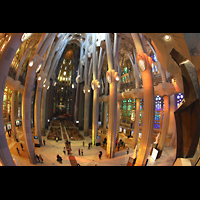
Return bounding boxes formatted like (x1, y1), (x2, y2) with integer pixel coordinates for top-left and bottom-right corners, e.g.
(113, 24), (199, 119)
(164, 35), (171, 41)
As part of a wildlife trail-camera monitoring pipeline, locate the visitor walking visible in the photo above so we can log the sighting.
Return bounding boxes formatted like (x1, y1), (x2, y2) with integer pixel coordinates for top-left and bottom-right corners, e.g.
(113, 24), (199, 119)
(118, 142), (120, 151)
(36, 154), (40, 162)
(98, 150), (102, 159)
(57, 154), (62, 163)
(43, 139), (45, 145)
(39, 155), (43, 163)
(16, 147), (20, 155)
(20, 143), (24, 151)
(78, 148), (80, 155)
(67, 149), (70, 155)
(83, 141), (84, 147)
(63, 147), (66, 154)
(127, 148), (129, 154)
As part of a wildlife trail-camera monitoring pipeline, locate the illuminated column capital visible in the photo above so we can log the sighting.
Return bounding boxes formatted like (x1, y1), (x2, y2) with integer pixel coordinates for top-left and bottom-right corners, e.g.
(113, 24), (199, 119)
(28, 54), (43, 72)
(37, 71), (47, 83)
(83, 85), (91, 93)
(91, 79), (101, 90)
(136, 53), (153, 72)
(44, 80), (50, 90)
(106, 69), (120, 84)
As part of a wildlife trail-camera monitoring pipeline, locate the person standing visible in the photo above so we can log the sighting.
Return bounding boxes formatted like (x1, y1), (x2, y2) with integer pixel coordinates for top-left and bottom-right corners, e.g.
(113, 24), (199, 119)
(98, 150), (102, 159)
(43, 139), (46, 146)
(67, 149), (70, 155)
(20, 143), (24, 151)
(63, 147), (66, 154)
(78, 148), (80, 155)
(127, 148), (129, 154)
(39, 155), (43, 163)
(81, 149), (83, 156)
(16, 147), (20, 155)
(36, 154), (40, 162)
(117, 142), (120, 151)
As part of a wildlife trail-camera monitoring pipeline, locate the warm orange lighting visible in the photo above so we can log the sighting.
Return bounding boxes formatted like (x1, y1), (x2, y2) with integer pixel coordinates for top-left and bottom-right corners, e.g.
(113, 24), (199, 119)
(65, 50), (73, 60)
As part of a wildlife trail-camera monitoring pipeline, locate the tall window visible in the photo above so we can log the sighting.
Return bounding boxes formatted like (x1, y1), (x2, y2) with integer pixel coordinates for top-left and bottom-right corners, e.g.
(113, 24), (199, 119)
(154, 95), (163, 129)
(120, 98), (136, 124)
(151, 54), (159, 74)
(175, 93), (184, 109)
(3, 87), (12, 119)
(139, 99), (144, 126)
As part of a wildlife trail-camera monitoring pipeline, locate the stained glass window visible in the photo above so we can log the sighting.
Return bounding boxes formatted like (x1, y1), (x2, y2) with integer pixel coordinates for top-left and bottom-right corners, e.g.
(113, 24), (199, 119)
(3, 87), (12, 119)
(176, 93), (184, 109)
(154, 95), (163, 129)
(139, 99), (144, 126)
(120, 98), (136, 124)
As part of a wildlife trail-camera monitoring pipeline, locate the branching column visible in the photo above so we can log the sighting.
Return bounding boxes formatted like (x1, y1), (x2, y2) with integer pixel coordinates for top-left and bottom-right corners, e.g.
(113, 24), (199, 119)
(91, 80), (100, 145)
(0, 33), (22, 166)
(41, 80), (50, 136)
(11, 80), (21, 141)
(34, 71), (47, 145)
(22, 54), (43, 164)
(106, 70), (118, 158)
(105, 33), (120, 158)
(91, 34), (105, 144)
(157, 95), (169, 153)
(83, 35), (90, 136)
(126, 49), (140, 149)
(84, 85), (91, 136)
(135, 53), (155, 166)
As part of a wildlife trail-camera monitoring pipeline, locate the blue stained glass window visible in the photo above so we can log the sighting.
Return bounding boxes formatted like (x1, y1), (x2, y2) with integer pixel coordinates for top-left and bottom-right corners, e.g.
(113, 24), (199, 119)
(152, 54), (158, 62)
(176, 93), (184, 108)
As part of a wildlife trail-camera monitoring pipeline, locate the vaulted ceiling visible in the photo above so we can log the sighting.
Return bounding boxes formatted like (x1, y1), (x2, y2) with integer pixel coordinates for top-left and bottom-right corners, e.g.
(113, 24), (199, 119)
(5, 33), (199, 92)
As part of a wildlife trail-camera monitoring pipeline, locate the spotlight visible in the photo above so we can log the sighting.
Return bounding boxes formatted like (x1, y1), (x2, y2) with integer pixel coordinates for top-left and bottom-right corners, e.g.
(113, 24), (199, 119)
(29, 60), (34, 67)
(164, 35), (171, 41)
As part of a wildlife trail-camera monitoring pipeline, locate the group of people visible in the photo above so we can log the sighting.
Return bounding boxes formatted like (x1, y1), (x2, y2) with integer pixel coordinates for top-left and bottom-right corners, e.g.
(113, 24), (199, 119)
(81, 141), (103, 160)
(116, 139), (126, 151)
(16, 142), (24, 155)
(36, 154), (43, 163)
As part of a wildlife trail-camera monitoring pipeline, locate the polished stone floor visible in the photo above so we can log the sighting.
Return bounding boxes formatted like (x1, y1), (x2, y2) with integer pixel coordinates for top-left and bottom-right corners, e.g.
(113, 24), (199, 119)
(6, 127), (177, 166)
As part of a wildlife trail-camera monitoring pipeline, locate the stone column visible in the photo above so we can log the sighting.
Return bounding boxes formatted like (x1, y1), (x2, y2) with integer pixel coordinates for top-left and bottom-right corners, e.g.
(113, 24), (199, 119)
(78, 82), (84, 130)
(115, 100), (121, 141)
(103, 80), (108, 134)
(168, 94), (177, 147)
(74, 81), (80, 123)
(135, 54), (155, 166)
(83, 35), (90, 136)
(105, 33), (120, 158)
(41, 80), (50, 136)
(127, 49), (140, 149)
(103, 101), (108, 134)
(84, 86), (91, 136)
(0, 33), (22, 166)
(34, 71), (47, 145)
(11, 81), (20, 141)
(106, 70), (119, 158)
(91, 80), (100, 145)
(157, 95), (170, 154)
(22, 54), (43, 164)
(132, 98), (140, 149)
